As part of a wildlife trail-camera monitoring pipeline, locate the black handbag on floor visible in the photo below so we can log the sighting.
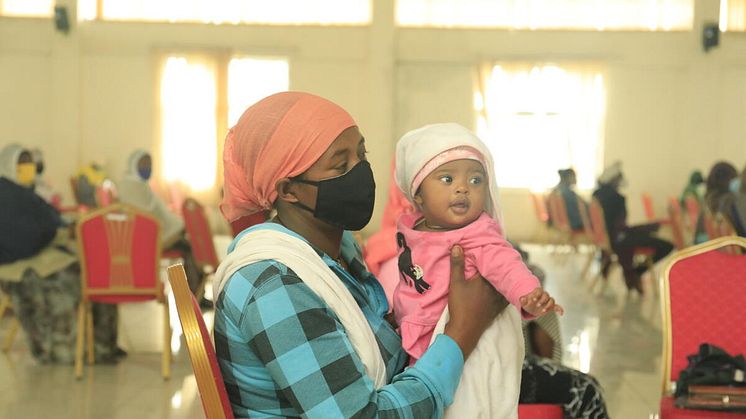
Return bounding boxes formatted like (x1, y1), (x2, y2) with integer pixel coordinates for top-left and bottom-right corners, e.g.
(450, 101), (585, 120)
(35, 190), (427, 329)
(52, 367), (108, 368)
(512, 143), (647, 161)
(674, 343), (746, 412)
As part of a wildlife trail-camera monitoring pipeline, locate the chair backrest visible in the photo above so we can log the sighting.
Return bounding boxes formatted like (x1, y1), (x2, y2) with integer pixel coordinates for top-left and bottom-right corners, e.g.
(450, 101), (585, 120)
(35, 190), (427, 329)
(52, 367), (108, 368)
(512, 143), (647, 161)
(230, 211), (268, 237)
(659, 237), (746, 394)
(667, 197), (686, 250)
(684, 196), (700, 229)
(642, 193), (656, 221)
(531, 192), (549, 224)
(588, 199), (611, 250)
(95, 180), (118, 207)
(182, 198), (220, 272)
(77, 204), (162, 299)
(546, 192), (570, 231)
(167, 264), (234, 419)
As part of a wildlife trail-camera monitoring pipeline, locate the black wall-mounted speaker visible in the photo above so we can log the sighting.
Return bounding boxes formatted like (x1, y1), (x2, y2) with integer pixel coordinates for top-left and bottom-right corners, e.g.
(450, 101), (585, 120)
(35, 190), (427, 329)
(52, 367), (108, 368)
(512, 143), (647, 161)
(703, 22), (719, 52)
(54, 6), (70, 34)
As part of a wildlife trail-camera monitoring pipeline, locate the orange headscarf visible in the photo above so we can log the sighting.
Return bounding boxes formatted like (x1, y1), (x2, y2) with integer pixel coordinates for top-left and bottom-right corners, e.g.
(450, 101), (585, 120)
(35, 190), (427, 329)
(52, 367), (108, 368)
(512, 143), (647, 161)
(221, 92), (356, 222)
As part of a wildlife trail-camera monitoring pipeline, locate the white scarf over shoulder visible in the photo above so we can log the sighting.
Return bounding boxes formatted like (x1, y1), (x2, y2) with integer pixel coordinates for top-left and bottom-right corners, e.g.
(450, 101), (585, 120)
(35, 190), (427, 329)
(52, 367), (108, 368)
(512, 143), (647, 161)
(213, 228), (387, 389)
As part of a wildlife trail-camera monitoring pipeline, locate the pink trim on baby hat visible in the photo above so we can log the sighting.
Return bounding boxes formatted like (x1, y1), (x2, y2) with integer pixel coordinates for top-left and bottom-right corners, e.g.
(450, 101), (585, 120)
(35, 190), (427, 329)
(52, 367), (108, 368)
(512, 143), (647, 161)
(410, 146), (485, 195)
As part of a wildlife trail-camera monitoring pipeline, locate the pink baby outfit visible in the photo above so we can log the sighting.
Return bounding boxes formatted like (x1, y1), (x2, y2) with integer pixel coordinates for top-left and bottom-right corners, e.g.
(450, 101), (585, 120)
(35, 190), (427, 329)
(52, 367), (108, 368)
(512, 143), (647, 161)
(394, 211), (539, 363)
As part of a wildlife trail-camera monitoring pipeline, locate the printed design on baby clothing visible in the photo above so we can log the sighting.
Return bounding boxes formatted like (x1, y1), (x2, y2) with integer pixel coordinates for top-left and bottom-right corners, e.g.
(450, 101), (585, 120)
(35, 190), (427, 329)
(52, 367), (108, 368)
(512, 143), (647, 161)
(396, 232), (431, 294)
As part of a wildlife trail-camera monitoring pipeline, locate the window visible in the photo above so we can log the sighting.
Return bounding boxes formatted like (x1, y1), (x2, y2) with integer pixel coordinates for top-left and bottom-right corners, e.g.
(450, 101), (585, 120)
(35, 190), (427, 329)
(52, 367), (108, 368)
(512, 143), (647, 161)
(159, 54), (288, 191)
(397, 0), (693, 30)
(720, 0), (746, 31)
(79, 0), (370, 25)
(475, 63), (606, 190)
(228, 58), (290, 126)
(1, 0), (53, 17)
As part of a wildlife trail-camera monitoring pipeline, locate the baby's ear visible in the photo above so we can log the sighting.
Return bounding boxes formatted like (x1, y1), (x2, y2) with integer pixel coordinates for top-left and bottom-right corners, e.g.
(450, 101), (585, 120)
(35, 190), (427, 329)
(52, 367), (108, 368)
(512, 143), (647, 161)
(413, 193), (424, 207)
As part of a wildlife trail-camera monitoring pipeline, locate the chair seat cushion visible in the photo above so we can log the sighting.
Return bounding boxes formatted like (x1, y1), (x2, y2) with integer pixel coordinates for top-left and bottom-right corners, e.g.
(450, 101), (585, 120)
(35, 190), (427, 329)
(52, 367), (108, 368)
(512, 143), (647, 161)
(660, 395), (746, 418)
(518, 403), (563, 419)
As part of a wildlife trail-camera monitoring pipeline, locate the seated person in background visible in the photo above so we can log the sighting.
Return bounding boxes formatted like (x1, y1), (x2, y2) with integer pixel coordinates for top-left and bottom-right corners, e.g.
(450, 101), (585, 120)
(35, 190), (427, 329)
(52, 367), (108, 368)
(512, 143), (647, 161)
(695, 161), (739, 243)
(679, 170), (704, 208)
(119, 150), (183, 245)
(552, 168), (587, 231)
(732, 165), (746, 236)
(30, 148), (62, 207)
(118, 150), (203, 294)
(0, 144), (121, 364)
(513, 244), (610, 419)
(75, 162), (107, 208)
(593, 161), (673, 294)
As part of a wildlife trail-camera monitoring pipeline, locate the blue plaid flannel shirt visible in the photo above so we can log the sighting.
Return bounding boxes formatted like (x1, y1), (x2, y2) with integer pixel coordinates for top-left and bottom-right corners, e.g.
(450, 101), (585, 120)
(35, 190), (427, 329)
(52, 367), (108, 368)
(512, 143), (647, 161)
(214, 223), (464, 418)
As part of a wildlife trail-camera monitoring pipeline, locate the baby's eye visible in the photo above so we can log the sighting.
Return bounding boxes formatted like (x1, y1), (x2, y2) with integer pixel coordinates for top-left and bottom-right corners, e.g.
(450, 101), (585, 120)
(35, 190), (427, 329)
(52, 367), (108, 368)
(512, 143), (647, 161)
(439, 175), (453, 184)
(469, 176), (483, 185)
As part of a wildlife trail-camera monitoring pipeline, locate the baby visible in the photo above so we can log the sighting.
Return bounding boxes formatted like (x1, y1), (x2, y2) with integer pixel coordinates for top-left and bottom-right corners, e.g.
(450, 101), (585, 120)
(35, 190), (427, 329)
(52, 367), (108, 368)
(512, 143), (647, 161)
(394, 123), (562, 418)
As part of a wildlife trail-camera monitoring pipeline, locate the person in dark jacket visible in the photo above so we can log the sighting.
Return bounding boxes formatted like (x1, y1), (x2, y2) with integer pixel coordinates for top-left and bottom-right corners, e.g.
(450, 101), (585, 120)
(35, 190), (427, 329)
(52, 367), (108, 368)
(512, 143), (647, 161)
(0, 144), (122, 364)
(592, 161), (672, 294)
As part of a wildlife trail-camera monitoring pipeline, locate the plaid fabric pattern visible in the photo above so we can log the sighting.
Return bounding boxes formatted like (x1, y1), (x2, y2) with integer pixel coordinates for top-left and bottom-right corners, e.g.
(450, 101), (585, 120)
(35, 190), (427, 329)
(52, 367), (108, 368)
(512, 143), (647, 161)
(215, 225), (462, 418)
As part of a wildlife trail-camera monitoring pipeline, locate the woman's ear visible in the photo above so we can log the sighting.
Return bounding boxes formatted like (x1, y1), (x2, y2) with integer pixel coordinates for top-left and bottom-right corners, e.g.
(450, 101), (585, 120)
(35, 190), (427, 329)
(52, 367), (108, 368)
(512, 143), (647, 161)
(275, 178), (299, 204)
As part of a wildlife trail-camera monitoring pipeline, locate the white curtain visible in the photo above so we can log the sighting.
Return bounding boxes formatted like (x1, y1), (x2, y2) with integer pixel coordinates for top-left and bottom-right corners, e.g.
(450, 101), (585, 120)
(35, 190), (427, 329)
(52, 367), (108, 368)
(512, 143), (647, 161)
(80, 0), (370, 24)
(721, 0), (746, 31)
(157, 54), (289, 195)
(475, 62), (606, 191)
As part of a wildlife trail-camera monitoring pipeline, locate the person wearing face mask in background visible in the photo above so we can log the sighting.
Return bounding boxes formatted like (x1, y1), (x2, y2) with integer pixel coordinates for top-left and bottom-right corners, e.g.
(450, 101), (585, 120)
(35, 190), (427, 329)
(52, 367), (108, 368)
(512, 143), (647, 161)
(75, 162), (108, 208)
(592, 161), (673, 294)
(0, 144), (122, 364)
(118, 150), (204, 295)
(679, 170), (705, 208)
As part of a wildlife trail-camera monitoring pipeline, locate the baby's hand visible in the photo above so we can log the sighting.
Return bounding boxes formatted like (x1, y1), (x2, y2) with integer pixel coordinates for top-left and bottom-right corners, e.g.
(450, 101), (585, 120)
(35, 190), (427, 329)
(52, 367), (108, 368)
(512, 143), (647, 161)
(519, 287), (564, 317)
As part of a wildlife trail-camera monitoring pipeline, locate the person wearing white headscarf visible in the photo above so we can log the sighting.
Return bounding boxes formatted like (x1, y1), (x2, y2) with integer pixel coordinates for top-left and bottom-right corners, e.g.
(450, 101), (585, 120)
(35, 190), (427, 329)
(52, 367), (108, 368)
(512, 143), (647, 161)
(0, 144), (121, 364)
(118, 149), (184, 244)
(394, 123), (562, 419)
(592, 161), (672, 293)
(118, 149), (208, 295)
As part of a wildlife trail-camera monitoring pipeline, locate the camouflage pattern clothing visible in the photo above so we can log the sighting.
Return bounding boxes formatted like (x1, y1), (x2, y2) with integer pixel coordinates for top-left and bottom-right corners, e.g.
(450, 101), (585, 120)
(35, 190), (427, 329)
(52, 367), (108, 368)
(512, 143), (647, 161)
(0, 265), (119, 364)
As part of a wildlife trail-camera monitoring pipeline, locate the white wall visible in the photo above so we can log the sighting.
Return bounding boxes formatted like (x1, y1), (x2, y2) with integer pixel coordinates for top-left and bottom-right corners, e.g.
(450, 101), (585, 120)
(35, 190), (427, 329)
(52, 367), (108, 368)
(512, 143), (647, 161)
(1, 0), (744, 240)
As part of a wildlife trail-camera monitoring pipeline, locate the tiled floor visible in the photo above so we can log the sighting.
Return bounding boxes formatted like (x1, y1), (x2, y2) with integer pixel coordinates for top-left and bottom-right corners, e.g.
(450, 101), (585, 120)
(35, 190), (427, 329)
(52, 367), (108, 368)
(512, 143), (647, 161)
(0, 244), (666, 418)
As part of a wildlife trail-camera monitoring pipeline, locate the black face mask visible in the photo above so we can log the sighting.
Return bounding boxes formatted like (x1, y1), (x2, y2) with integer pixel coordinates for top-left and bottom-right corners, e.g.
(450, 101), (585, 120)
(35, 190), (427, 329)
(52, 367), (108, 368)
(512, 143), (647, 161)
(292, 160), (376, 231)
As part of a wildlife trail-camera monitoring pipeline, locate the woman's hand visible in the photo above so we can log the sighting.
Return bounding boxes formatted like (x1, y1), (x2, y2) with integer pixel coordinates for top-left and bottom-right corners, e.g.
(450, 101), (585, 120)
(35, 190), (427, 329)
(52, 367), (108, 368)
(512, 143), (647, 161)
(444, 245), (508, 359)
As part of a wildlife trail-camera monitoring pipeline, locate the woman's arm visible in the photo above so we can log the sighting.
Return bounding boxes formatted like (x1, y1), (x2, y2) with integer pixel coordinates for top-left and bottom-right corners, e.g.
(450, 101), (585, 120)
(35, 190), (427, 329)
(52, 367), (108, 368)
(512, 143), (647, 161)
(444, 245), (509, 358)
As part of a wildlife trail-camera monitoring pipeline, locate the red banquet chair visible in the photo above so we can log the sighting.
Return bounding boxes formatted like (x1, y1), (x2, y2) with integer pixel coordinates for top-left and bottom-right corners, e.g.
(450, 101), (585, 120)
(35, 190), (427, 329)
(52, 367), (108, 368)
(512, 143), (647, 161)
(667, 197), (687, 250)
(518, 404), (564, 419)
(659, 237), (746, 418)
(684, 196), (700, 230)
(75, 204), (171, 379)
(642, 192), (670, 225)
(181, 198), (221, 299)
(167, 264), (234, 419)
(230, 211), (268, 238)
